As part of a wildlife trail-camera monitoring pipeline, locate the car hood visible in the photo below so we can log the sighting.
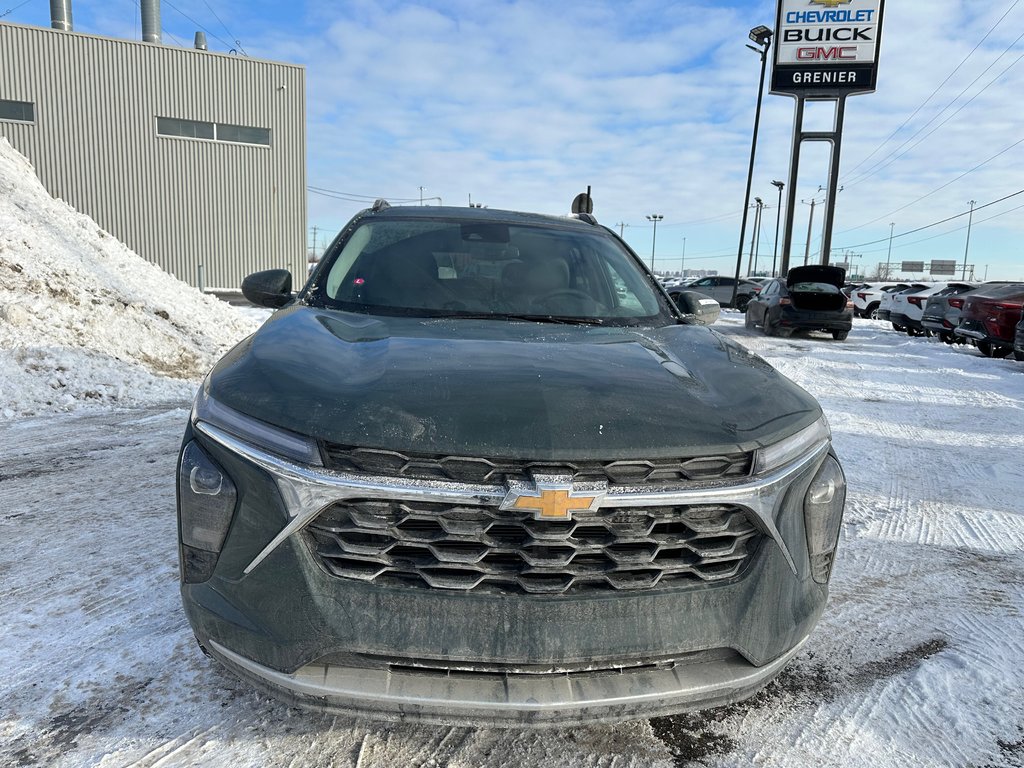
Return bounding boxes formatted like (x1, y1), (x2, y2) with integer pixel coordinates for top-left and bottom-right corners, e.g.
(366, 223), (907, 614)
(787, 265), (846, 288)
(207, 306), (822, 460)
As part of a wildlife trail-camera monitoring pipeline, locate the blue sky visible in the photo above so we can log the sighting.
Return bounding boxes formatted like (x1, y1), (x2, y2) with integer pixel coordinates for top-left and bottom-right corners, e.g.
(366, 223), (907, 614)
(5, 0), (1024, 280)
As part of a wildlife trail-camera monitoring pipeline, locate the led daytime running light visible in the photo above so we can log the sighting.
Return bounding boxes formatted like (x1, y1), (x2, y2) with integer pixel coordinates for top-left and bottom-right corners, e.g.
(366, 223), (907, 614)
(192, 384), (323, 467)
(754, 417), (831, 474)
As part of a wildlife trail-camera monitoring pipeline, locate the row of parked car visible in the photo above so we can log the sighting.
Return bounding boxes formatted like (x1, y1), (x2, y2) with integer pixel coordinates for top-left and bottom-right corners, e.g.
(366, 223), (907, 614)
(851, 280), (1024, 360)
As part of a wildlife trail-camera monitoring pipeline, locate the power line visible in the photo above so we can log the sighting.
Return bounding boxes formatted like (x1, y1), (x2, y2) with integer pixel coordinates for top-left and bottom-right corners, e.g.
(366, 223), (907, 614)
(162, 0), (235, 50)
(0, 0), (35, 19)
(841, 0), (1023, 183)
(308, 186), (421, 204)
(836, 134), (1024, 234)
(833, 187), (1024, 250)
(853, 200), (1024, 256)
(843, 30), (1024, 189)
(196, 0), (236, 47)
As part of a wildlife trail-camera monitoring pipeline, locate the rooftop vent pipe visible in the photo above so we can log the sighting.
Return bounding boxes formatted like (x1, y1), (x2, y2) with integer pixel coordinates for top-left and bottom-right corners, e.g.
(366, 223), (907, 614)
(49, 0), (73, 31)
(194, 31), (208, 51)
(141, 0), (162, 44)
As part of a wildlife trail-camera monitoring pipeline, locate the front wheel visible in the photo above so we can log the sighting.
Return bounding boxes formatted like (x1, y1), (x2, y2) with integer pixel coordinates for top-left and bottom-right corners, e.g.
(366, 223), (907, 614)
(939, 331), (955, 344)
(832, 330), (849, 341)
(977, 341), (1011, 358)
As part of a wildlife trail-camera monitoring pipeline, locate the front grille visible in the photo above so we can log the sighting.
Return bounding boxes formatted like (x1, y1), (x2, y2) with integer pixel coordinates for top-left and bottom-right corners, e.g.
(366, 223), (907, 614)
(305, 499), (762, 595)
(319, 446), (753, 486)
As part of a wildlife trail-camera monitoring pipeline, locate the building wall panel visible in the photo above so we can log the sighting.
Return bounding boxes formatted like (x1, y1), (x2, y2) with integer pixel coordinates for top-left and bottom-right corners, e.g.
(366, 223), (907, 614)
(0, 22), (306, 290)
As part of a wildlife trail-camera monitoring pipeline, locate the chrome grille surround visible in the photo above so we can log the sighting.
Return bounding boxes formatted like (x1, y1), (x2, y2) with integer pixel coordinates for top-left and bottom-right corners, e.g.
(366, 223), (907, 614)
(193, 421), (832, 581)
(304, 499), (762, 594)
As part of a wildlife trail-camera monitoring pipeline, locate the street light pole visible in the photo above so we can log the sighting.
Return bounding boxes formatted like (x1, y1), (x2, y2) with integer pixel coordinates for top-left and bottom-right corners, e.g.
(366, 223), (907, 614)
(731, 24), (772, 309)
(748, 198), (763, 275)
(646, 214), (663, 272)
(681, 236), (687, 277)
(962, 200), (976, 280)
(885, 222), (894, 279)
(771, 180), (784, 277)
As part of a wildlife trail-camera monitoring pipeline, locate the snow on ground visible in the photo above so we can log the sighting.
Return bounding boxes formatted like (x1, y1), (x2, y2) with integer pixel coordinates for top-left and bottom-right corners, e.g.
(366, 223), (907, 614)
(0, 138), (260, 419)
(2, 144), (1024, 766)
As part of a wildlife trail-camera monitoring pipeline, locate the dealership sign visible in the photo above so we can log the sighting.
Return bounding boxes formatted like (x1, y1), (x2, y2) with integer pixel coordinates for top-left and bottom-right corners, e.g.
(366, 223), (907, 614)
(772, 0), (885, 96)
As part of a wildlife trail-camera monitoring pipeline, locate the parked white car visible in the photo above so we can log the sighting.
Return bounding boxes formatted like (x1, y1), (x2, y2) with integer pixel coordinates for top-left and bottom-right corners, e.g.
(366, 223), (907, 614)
(891, 282), (976, 336)
(853, 282), (910, 319)
(882, 283), (932, 327)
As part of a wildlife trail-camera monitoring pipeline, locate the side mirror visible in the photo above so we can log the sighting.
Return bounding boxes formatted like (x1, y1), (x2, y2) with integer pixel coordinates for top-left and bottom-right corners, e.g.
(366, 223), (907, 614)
(241, 269), (294, 309)
(672, 290), (721, 326)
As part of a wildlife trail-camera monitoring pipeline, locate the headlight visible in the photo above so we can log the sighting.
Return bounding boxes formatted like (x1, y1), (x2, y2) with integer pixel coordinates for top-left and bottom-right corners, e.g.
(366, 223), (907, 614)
(192, 382), (323, 466)
(178, 440), (237, 583)
(804, 455), (846, 584)
(753, 416), (831, 474)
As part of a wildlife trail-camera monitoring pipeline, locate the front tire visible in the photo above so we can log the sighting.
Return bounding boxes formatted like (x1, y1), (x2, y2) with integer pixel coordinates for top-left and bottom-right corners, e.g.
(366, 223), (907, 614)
(832, 330), (849, 341)
(978, 341), (1011, 358)
(868, 303), (881, 320)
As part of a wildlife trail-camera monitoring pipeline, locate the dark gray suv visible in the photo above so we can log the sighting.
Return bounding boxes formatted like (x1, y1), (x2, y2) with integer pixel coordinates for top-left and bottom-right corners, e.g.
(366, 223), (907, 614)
(177, 204), (847, 726)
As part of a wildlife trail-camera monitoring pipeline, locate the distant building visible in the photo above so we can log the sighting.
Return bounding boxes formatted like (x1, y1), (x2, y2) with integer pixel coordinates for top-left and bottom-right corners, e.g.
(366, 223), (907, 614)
(0, 7), (306, 290)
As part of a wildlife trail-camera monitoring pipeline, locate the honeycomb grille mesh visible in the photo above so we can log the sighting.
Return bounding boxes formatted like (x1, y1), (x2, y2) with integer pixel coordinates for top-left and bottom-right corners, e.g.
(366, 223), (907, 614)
(320, 446), (753, 486)
(305, 500), (762, 595)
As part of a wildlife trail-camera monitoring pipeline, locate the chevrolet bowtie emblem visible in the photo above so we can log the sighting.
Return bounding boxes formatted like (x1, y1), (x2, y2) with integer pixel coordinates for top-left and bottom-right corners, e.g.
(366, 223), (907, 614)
(810, 0), (853, 6)
(500, 476), (606, 521)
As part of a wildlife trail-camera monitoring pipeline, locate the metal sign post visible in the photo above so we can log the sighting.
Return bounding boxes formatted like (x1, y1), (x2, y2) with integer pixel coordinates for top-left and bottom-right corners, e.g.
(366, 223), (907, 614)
(772, 0), (885, 276)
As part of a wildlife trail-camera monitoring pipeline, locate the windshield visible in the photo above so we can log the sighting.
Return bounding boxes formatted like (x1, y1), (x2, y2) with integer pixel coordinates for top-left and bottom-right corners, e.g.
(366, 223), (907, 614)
(309, 216), (674, 325)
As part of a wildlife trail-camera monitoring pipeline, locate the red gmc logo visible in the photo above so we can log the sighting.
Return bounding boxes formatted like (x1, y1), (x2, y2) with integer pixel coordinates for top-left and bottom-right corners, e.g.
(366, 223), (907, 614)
(797, 46), (857, 60)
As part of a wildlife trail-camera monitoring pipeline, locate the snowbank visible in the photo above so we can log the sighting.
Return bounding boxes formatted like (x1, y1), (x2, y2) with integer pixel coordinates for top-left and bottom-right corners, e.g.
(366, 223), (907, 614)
(0, 138), (261, 419)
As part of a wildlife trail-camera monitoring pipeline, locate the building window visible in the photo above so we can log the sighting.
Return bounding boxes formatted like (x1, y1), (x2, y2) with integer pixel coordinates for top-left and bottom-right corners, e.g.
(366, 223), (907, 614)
(157, 116), (215, 140)
(216, 123), (271, 146)
(0, 99), (35, 123)
(157, 116), (271, 146)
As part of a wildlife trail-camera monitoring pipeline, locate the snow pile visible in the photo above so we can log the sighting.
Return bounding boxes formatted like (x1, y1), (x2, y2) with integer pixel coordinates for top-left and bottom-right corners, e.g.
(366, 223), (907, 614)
(0, 138), (261, 419)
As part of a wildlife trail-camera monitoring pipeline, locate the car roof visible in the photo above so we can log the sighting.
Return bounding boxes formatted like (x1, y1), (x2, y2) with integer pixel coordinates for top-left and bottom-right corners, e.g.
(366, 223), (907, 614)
(360, 204), (604, 232)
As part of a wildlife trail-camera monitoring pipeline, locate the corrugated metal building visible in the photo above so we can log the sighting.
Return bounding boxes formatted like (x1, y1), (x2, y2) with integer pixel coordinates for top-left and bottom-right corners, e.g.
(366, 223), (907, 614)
(0, 19), (306, 289)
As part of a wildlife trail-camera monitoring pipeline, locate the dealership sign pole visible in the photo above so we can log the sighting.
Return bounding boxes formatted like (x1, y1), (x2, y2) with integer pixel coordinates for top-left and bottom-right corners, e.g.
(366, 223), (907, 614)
(773, 0), (885, 275)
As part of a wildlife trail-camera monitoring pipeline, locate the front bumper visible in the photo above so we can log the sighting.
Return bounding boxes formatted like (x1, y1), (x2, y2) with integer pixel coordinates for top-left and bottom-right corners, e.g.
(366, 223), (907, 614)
(181, 424), (835, 726)
(205, 634), (808, 727)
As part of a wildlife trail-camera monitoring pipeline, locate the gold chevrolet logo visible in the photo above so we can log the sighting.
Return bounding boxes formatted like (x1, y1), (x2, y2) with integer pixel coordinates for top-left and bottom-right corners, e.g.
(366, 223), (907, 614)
(500, 477), (606, 521)
(810, 0), (853, 6)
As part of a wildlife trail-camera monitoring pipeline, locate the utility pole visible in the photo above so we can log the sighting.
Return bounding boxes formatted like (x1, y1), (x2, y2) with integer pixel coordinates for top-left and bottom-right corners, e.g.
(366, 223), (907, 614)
(802, 198), (817, 266)
(419, 186), (425, 205)
(885, 222), (894, 279)
(962, 200), (976, 280)
(615, 222), (628, 238)
(646, 214), (664, 272)
(681, 237), (687, 276)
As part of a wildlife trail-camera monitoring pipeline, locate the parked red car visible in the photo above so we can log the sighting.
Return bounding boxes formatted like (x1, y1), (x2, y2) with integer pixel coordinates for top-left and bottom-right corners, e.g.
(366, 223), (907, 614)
(954, 283), (1024, 357)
